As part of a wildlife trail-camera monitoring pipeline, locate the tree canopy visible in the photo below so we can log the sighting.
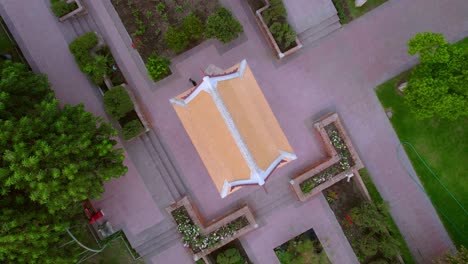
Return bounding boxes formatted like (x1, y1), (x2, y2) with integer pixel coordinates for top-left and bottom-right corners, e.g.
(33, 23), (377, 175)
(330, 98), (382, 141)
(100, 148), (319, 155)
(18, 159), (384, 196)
(404, 32), (467, 120)
(0, 61), (127, 263)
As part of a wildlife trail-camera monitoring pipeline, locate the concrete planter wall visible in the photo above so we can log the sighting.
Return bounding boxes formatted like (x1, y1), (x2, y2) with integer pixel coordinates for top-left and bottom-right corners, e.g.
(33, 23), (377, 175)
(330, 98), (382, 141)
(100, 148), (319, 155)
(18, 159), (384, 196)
(166, 196), (258, 262)
(255, 0), (302, 59)
(58, 0), (87, 22)
(290, 113), (366, 201)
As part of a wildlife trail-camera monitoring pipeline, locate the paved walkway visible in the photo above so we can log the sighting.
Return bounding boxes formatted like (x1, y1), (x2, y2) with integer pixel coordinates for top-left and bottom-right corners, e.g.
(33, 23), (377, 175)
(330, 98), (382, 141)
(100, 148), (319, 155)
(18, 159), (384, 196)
(1, 0), (467, 263)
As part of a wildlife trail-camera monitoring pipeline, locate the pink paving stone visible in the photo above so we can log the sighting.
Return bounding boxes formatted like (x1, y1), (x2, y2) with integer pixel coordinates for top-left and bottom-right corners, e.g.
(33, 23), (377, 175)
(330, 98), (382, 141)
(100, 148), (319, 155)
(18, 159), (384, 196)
(150, 242), (194, 264)
(93, 150), (163, 235)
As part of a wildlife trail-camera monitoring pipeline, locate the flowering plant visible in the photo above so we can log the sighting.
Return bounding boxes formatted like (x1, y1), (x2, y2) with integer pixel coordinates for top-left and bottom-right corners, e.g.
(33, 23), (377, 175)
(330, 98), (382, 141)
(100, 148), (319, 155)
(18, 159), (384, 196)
(172, 207), (248, 252)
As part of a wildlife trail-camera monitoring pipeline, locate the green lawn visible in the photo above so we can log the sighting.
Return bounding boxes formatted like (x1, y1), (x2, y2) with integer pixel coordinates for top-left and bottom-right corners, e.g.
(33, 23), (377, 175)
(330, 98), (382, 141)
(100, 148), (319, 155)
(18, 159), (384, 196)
(84, 237), (144, 264)
(332, 0), (387, 24)
(360, 169), (415, 264)
(375, 38), (468, 247)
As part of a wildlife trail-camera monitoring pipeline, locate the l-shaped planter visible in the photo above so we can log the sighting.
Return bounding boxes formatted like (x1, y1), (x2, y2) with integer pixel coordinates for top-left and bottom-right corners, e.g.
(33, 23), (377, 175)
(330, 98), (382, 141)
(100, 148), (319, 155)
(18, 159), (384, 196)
(254, 0), (302, 59)
(58, 0), (87, 22)
(290, 113), (365, 201)
(166, 196), (258, 262)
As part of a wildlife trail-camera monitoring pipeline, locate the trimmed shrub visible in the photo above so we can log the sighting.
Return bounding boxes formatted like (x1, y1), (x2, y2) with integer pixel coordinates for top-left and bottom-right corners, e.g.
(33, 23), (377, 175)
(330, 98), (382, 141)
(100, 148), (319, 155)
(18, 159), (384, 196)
(69, 32), (98, 72)
(165, 26), (189, 53)
(205, 8), (243, 44)
(216, 248), (244, 264)
(122, 119), (144, 140)
(50, 0), (77, 17)
(269, 22), (296, 50)
(145, 54), (171, 81)
(181, 13), (204, 40)
(262, 0), (287, 24)
(83, 54), (110, 85)
(103, 86), (134, 120)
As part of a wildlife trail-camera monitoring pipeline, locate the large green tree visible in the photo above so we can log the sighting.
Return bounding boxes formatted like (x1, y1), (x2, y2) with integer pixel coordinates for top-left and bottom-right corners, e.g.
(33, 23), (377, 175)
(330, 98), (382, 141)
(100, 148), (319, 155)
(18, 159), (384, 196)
(404, 32), (467, 120)
(0, 61), (127, 263)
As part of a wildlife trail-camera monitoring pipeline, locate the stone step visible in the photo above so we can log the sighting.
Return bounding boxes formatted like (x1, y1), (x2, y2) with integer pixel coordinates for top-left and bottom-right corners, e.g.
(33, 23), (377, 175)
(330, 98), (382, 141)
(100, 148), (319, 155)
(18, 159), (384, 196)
(300, 21), (341, 47)
(131, 218), (175, 248)
(298, 14), (339, 41)
(136, 228), (180, 257)
(146, 130), (187, 197)
(83, 10), (100, 32)
(77, 16), (92, 35)
(68, 18), (85, 37)
(139, 133), (181, 200)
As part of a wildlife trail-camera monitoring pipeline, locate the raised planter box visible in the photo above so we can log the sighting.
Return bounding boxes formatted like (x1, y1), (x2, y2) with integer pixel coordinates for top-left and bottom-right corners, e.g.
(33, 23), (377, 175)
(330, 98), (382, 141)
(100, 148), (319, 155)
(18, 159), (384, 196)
(254, 0), (302, 59)
(58, 0), (87, 22)
(290, 113), (364, 201)
(103, 84), (150, 141)
(166, 197), (258, 261)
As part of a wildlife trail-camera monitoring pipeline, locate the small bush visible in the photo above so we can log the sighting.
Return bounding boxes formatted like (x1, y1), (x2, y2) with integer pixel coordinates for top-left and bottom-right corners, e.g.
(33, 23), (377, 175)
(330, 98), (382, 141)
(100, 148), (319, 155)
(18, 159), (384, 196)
(300, 181), (313, 194)
(84, 54), (110, 85)
(205, 8), (243, 44)
(103, 86), (134, 120)
(122, 119), (144, 140)
(262, 0), (287, 24)
(69, 32), (98, 72)
(145, 54), (171, 81)
(165, 26), (189, 53)
(216, 248), (244, 264)
(269, 22), (296, 50)
(348, 203), (400, 261)
(181, 13), (204, 40)
(50, 0), (77, 17)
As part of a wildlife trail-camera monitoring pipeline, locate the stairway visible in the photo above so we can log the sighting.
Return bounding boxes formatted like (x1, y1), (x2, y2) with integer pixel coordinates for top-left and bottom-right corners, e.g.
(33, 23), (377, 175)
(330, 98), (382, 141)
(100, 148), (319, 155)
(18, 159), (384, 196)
(298, 14), (341, 47)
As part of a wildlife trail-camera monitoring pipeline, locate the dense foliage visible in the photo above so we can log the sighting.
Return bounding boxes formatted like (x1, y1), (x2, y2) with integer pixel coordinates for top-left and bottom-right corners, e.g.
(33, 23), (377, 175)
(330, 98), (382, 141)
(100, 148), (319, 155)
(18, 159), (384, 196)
(269, 22), (296, 51)
(50, 0), (77, 17)
(216, 248), (245, 264)
(405, 32), (467, 120)
(347, 203), (400, 262)
(69, 32), (98, 72)
(164, 13), (203, 53)
(275, 235), (330, 264)
(122, 119), (144, 140)
(261, 0), (296, 51)
(145, 54), (171, 81)
(165, 26), (189, 53)
(0, 61), (127, 262)
(182, 13), (204, 41)
(103, 86), (145, 140)
(103, 85), (134, 120)
(69, 32), (112, 85)
(205, 8), (243, 44)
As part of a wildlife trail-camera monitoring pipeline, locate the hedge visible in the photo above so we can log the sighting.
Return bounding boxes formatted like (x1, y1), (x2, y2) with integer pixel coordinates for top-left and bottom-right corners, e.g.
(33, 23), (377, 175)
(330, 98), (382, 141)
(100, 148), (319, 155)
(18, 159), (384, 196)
(122, 119), (144, 140)
(103, 86), (134, 120)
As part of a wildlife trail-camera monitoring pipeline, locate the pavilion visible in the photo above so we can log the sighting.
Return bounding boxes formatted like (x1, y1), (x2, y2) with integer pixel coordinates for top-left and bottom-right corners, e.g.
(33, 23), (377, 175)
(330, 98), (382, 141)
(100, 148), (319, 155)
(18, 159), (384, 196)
(171, 60), (296, 198)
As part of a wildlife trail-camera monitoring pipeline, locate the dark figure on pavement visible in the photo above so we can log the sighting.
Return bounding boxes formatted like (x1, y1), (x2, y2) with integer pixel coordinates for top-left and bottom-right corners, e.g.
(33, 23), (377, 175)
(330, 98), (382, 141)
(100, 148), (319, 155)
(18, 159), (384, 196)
(189, 78), (197, 86)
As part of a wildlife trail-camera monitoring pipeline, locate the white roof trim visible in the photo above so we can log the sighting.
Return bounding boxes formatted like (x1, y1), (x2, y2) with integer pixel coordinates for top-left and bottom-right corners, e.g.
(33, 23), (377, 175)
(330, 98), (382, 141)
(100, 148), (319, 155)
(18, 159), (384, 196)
(171, 60), (296, 197)
(279, 150), (297, 161)
(220, 180), (231, 198)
